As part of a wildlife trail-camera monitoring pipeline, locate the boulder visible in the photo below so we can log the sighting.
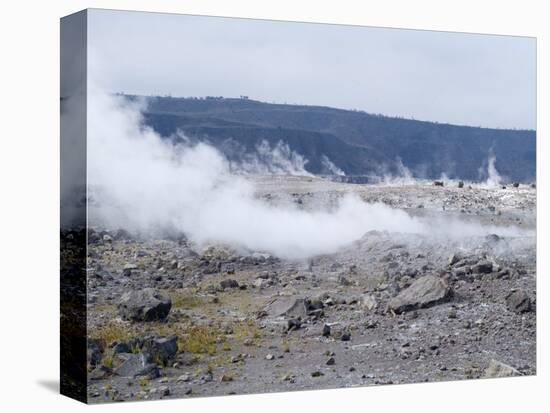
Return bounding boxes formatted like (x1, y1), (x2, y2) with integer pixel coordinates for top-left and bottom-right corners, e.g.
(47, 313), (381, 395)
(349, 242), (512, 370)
(118, 288), (172, 322)
(448, 253), (461, 266)
(143, 336), (178, 364)
(471, 260), (493, 274)
(387, 275), (451, 313)
(484, 359), (520, 378)
(220, 279), (239, 289)
(87, 339), (103, 367)
(360, 294), (378, 311)
(506, 290), (532, 314)
(265, 297), (308, 318)
(114, 352), (160, 378)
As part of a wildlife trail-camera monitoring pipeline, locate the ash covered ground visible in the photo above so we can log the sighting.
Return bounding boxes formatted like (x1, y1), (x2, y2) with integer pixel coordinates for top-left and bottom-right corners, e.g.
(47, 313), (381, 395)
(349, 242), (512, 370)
(84, 177), (536, 403)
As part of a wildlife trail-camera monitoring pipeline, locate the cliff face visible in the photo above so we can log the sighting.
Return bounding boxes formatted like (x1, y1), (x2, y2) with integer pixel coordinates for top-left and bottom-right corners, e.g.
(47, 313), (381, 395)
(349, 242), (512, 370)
(132, 95), (536, 182)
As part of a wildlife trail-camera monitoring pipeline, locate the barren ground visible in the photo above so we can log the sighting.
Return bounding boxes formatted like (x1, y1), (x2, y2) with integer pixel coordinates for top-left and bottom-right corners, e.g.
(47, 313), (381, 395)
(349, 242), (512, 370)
(84, 177), (536, 403)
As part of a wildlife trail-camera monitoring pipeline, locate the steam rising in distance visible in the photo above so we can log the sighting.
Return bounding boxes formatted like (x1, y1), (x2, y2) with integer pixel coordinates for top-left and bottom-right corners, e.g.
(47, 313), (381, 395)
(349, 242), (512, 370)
(87, 91), (530, 259)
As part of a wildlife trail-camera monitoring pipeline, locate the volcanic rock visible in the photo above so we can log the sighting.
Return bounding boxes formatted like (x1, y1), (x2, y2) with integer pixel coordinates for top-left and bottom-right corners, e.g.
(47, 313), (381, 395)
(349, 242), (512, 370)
(220, 279), (239, 289)
(118, 288), (172, 322)
(143, 336), (178, 364)
(114, 353), (160, 378)
(506, 290), (532, 314)
(484, 359), (520, 378)
(471, 260), (493, 274)
(387, 275), (451, 313)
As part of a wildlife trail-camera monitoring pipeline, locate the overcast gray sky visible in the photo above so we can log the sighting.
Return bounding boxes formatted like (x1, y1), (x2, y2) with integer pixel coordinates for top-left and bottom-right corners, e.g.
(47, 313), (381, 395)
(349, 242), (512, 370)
(88, 9), (536, 130)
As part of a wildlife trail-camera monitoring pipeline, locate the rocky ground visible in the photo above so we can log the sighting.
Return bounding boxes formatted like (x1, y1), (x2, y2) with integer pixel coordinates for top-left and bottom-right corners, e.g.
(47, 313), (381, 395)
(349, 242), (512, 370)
(84, 177), (536, 403)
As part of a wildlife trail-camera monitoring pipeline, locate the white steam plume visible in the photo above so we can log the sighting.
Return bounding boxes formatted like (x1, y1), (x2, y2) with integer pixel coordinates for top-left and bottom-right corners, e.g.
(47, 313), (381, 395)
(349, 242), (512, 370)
(87, 91), (530, 259)
(230, 140), (312, 176)
(369, 157), (415, 185)
(481, 151), (503, 187)
(321, 155), (346, 176)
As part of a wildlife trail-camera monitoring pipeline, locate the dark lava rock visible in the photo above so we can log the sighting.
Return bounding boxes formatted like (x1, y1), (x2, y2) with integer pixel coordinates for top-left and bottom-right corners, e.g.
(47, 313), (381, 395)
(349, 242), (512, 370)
(471, 260), (493, 274)
(118, 288), (172, 322)
(448, 253), (461, 266)
(458, 181), (464, 188)
(433, 181), (444, 187)
(89, 365), (112, 381)
(95, 269), (114, 280)
(122, 263), (138, 277)
(322, 324), (331, 337)
(87, 339), (103, 367)
(143, 336), (178, 364)
(287, 318), (302, 331)
(112, 342), (131, 354)
(506, 290), (532, 314)
(387, 275), (452, 314)
(220, 279), (239, 289)
(307, 298), (325, 312)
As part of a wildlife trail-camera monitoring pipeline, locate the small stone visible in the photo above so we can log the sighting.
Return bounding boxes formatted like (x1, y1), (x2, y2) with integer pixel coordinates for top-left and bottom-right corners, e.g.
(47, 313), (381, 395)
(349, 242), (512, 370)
(287, 318), (302, 331)
(322, 324), (331, 337)
(254, 278), (270, 289)
(266, 354), (275, 360)
(338, 275), (353, 286)
(311, 371), (324, 377)
(158, 386), (170, 397)
(113, 342), (131, 354)
(220, 373), (233, 382)
(471, 261), (493, 274)
(447, 308), (457, 319)
(506, 290), (532, 314)
(220, 279), (239, 289)
(122, 263), (138, 277)
(484, 359), (520, 378)
(341, 331), (351, 341)
(448, 253), (461, 266)
(326, 357), (335, 366)
(282, 373), (295, 382)
(360, 294), (378, 311)
(177, 374), (191, 382)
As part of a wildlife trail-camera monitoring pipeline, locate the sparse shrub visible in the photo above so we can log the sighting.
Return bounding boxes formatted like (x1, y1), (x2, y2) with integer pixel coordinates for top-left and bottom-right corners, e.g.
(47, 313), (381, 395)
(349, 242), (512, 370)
(181, 325), (221, 354)
(281, 339), (290, 353)
(102, 353), (114, 369)
(138, 377), (150, 389)
(170, 291), (205, 309)
(91, 322), (133, 346)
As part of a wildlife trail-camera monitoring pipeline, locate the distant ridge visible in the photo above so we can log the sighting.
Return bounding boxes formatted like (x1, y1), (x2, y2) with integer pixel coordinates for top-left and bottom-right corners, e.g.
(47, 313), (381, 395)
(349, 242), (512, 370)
(128, 95), (536, 182)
